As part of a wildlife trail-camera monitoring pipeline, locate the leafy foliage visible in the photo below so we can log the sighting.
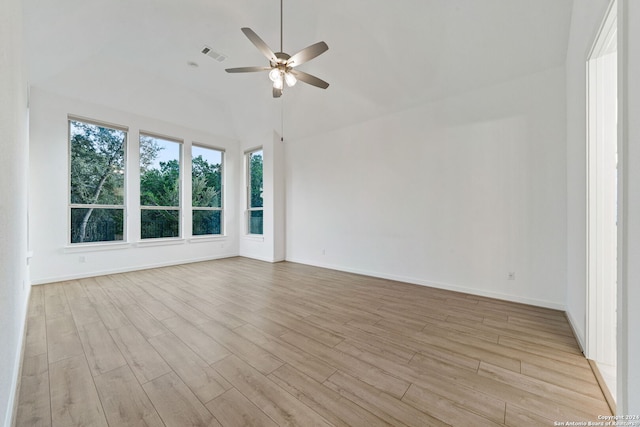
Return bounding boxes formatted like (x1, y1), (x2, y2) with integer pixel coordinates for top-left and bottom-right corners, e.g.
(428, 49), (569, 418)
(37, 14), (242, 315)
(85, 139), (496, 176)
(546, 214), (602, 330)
(70, 121), (126, 243)
(140, 159), (180, 207)
(71, 125), (226, 241)
(249, 152), (263, 208)
(192, 155), (222, 208)
(70, 121), (125, 205)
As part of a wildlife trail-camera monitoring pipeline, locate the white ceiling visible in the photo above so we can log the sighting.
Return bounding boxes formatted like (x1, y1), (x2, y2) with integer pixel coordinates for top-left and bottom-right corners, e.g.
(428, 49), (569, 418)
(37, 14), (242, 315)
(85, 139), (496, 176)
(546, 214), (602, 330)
(23, 0), (573, 141)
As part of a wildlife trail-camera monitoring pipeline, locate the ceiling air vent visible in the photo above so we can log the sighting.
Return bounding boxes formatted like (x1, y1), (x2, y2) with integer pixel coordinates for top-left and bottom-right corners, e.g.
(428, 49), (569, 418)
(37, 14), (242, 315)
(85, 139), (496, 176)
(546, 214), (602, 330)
(201, 46), (227, 63)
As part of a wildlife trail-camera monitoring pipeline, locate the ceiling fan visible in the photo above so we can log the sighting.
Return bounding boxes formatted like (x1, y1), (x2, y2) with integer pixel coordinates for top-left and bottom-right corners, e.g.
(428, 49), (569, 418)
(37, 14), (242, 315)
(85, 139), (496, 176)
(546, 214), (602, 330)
(225, 0), (329, 98)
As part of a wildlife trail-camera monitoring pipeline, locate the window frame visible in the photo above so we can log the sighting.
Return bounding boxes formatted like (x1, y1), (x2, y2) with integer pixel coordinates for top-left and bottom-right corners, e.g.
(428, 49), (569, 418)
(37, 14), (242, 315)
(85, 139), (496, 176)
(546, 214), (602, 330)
(68, 116), (128, 245)
(191, 143), (225, 237)
(139, 132), (183, 240)
(246, 147), (264, 236)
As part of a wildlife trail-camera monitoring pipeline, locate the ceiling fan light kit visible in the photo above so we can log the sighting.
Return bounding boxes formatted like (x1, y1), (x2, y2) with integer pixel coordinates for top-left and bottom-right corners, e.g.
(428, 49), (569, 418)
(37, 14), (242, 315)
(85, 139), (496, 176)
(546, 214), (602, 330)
(225, 0), (329, 98)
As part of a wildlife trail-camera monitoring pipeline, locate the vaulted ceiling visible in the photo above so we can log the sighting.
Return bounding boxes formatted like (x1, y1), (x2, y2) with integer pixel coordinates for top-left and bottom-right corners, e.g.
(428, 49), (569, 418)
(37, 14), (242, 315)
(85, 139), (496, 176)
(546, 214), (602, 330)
(24, 0), (573, 141)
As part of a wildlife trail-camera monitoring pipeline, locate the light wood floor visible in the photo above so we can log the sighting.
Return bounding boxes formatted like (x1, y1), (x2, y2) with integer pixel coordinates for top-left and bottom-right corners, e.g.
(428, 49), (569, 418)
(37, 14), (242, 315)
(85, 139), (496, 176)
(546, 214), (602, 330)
(16, 257), (611, 427)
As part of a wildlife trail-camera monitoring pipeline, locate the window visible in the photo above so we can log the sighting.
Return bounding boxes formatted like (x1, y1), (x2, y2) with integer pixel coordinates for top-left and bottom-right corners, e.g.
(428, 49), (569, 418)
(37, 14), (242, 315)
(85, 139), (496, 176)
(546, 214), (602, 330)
(192, 145), (223, 236)
(69, 118), (126, 244)
(140, 134), (182, 239)
(247, 149), (263, 235)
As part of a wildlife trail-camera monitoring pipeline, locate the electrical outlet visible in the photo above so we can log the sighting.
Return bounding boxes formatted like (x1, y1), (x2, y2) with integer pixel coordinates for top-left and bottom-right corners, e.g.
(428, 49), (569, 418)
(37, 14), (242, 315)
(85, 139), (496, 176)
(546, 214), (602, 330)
(322, 249), (326, 255)
(508, 272), (516, 280)
(79, 255), (86, 263)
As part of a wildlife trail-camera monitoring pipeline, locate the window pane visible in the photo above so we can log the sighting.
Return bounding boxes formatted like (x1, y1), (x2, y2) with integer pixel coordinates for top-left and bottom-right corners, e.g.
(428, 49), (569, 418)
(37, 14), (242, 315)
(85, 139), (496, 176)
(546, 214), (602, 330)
(248, 210), (263, 235)
(249, 150), (263, 208)
(70, 120), (125, 205)
(192, 210), (222, 236)
(192, 146), (222, 208)
(140, 135), (180, 207)
(71, 208), (124, 243)
(141, 209), (180, 239)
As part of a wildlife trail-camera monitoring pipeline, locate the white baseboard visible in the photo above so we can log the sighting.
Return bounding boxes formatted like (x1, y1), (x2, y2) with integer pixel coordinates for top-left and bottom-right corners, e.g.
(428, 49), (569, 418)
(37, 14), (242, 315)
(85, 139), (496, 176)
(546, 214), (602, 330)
(30, 253), (239, 285)
(238, 254), (286, 263)
(565, 309), (586, 353)
(6, 284), (31, 427)
(286, 257), (566, 311)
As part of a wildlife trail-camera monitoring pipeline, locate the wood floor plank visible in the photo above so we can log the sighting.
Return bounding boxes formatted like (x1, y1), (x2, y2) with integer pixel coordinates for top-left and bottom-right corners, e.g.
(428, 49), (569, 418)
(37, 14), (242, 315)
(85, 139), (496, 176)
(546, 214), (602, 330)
(504, 403), (555, 426)
(68, 296), (102, 327)
(148, 332), (231, 404)
(81, 279), (111, 305)
(24, 314), (47, 358)
(131, 292), (176, 321)
(46, 314), (84, 364)
(206, 388), (279, 427)
(95, 301), (131, 330)
(63, 280), (89, 301)
(477, 361), (611, 415)
(103, 286), (136, 307)
(77, 320), (127, 376)
(281, 330), (411, 399)
(349, 320), (521, 372)
(220, 305), (293, 337)
(18, 259), (610, 426)
(161, 315), (231, 364)
(143, 372), (220, 427)
(196, 320), (284, 375)
(150, 288), (213, 325)
(110, 324), (172, 383)
(269, 363), (392, 427)
(186, 298), (246, 329)
(120, 303), (169, 338)
(94, 365), (165, 427)
(402, 383), (504, 427)
(307, 316), (417, 364)
(334, 339), (506, 424)
(27, 285), (45, 318)
(44, 284), (72, 319)
(49, 355), (108, 427)
(325, 370), (449, 427)
(235, 323), (337, 383)
(258, 308), (345, 347)
(520, 361), (604, 400)
(412, 356), (603, 421)
(213, 355), (333, 427)
(15, 354), (50, 427)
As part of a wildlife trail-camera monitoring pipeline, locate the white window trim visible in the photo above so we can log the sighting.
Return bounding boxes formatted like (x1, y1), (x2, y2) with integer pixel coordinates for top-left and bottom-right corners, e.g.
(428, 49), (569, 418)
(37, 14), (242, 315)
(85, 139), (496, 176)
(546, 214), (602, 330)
(68, 117), (128, 245)
(192, 144), (225, 237)
(139, 133), (183, 240)
(246, 148), (264, 236)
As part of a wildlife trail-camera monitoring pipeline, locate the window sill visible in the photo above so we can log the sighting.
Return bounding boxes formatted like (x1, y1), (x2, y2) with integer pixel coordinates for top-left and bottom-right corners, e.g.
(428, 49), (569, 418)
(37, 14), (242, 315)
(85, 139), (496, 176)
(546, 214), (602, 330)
(64, 242), (132, 253)
(242, 235), (264, 242)
(188, 235), (226, 244)
(136, 238), (186, 248)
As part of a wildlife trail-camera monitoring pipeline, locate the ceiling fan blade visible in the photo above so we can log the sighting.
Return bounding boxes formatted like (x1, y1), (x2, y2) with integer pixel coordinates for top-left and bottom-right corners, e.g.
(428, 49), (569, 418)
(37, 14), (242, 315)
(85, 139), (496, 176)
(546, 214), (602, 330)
(273, 86), (283, 98)
(289, 70), (329, 89)
(225, 66), (271, 73)
(287, 41), (329, 67)
(241, 27), (278, 63)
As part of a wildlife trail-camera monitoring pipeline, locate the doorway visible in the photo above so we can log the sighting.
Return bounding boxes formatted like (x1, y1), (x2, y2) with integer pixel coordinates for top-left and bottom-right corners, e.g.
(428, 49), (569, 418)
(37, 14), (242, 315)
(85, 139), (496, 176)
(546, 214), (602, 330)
(586, 0), (617, 404)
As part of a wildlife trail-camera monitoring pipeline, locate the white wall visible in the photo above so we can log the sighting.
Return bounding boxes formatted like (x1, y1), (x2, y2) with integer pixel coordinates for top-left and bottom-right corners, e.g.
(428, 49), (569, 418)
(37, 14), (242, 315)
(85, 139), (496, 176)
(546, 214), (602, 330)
(286, 66), (567, 309)
(29, 88), (240, 284)
(619, 0), (640, 414)
(0, 0), (30, 424)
